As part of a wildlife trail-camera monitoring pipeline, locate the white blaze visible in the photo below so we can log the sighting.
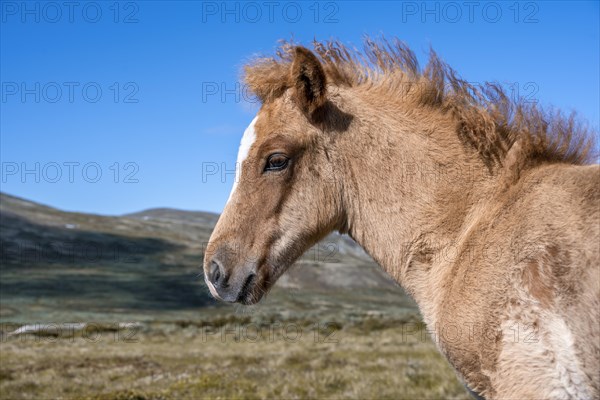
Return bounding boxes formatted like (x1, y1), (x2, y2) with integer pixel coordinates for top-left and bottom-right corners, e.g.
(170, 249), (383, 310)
(227, 116), (258, 204)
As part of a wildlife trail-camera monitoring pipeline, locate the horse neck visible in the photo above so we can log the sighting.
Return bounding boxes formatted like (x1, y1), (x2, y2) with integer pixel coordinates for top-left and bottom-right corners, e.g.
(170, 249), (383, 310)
(335, 91), (494, 292)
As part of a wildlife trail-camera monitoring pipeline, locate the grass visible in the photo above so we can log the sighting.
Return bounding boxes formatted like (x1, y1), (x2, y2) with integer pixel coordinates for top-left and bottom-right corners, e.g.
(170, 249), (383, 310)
(0, 194), (470, 399)
(0, 318), (470, 400)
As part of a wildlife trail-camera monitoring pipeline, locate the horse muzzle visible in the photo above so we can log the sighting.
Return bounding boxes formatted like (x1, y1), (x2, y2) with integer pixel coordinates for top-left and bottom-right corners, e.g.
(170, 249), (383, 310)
(203, 255), (262, 305)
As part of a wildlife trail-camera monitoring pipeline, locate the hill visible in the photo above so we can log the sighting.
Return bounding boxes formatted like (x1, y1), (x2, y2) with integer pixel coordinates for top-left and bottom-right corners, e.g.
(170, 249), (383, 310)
(0, 193), (470, 400)
(0, 192), (412, 323)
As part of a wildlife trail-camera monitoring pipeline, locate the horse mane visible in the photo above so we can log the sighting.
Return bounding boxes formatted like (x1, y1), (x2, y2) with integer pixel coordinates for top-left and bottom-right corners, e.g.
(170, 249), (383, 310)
(244, 38), (597, 170)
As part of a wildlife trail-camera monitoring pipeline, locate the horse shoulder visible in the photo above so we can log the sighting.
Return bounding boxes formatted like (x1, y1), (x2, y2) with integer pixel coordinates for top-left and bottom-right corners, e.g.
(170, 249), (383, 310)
(430, 164), (599, 398)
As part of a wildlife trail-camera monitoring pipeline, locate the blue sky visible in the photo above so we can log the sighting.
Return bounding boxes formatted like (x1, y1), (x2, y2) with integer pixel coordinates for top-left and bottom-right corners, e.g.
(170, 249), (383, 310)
(1, 1), (598, 215)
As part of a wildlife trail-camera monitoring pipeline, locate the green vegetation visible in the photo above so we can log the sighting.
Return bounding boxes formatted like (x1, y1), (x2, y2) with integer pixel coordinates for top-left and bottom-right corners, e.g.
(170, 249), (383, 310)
(0, 193), (469, 399)
(1, 318), (469, 400)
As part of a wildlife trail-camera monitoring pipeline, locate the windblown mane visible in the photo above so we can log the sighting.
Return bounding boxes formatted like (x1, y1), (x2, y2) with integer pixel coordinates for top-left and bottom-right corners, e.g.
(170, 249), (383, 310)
(244, 38), (596, 170)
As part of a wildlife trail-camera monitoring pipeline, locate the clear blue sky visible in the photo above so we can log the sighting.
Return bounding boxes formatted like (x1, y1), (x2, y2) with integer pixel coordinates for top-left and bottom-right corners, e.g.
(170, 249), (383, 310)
(1, 1), (598, 215)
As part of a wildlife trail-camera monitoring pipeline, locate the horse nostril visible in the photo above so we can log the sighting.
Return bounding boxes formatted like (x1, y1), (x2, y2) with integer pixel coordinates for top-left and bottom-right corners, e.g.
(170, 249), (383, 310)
(209, 259), (222, 286)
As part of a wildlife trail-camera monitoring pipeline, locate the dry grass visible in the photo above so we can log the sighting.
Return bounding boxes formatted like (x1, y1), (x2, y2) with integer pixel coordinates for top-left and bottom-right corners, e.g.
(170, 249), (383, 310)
(0, 320), (470, 400)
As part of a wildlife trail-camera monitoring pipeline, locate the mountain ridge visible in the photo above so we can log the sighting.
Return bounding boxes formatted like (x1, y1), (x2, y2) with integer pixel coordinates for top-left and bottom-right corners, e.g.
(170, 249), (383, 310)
(0, 191), (410, 323)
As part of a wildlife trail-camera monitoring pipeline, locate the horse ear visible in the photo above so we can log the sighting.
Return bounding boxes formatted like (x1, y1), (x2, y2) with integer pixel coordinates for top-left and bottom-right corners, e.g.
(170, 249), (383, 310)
(290, 46), (327, 117)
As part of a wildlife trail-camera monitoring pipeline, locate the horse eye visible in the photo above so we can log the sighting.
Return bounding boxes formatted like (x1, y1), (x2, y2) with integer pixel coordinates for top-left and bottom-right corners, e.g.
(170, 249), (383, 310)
(264, 153), (289, 172)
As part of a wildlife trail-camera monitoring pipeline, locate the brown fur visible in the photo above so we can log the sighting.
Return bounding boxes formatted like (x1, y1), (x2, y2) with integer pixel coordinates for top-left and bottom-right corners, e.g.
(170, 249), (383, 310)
(205, 38), (600, 399)
(245, 38), (595, 171)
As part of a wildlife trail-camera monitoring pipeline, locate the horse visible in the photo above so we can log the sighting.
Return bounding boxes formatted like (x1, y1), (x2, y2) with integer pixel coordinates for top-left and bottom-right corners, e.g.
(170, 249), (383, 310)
(203, 38), (599, 399)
